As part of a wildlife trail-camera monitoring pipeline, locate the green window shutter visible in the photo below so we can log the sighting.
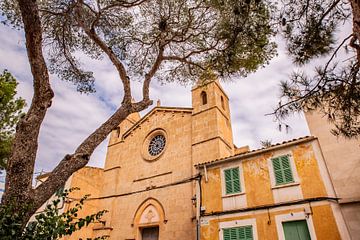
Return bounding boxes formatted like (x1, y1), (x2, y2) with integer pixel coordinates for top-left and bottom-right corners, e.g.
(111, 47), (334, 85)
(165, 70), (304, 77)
(281, 156), (294, 183)
(223, 226), (253, 240)
(272, 155), (294, 185)
(230, 228), (237, 240)
(232, 167), (241, 193)
(244, 226), (253, 239)
(273, 157), (284, 185)
(224, 167), (241, 194)
(223, 228), (231, 240)
(224, 169), (233, 194)
(238, 227), (245, 239)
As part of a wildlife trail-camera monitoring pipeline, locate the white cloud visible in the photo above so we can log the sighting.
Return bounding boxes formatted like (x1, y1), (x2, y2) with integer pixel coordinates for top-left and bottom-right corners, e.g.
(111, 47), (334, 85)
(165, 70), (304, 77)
(0, 25), (114, 172)
(35, 79), (112, 171)
(0, 20), (350, 174)
(221, 45), (310, 149)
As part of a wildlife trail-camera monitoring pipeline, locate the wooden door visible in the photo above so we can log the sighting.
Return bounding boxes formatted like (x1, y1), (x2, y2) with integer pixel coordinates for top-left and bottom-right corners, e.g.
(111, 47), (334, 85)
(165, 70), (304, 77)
(282, 220), (311, 240)
(142, 227), (159, 240)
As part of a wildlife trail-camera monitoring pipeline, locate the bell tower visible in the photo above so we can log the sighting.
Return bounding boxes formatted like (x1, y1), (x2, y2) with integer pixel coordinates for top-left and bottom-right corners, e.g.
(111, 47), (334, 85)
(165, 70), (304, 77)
(191, 78), (234, 165)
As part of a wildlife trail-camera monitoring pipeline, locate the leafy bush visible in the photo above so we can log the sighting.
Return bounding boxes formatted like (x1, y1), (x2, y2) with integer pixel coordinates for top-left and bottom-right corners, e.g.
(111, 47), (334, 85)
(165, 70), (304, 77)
(0, 188), (108, 239)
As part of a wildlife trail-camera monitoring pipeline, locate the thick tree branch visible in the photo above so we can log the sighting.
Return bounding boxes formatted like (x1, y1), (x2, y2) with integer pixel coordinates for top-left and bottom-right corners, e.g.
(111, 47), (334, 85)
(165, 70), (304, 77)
(0, 0), (278, 229)
(33, 38), (162, 211)
(33, 0), (162, 210)
(3, 0), (54, 206)
(143, 44), (165, 100)
(74, 1), (132, 104)
(33, 103), (135, 206)
(349, 0), (360, 62)
(34, 98), (152, 209)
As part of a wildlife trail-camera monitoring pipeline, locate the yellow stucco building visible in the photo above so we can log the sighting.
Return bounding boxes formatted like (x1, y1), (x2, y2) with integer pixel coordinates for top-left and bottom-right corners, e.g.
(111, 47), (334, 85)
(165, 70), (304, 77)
(40, 79), (357, 240)
(196, 136), (349, 240)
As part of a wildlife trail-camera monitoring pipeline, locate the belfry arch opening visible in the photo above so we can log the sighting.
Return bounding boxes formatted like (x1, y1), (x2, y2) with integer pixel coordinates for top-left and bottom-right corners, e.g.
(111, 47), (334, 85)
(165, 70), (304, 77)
(201, 91), (207, 105)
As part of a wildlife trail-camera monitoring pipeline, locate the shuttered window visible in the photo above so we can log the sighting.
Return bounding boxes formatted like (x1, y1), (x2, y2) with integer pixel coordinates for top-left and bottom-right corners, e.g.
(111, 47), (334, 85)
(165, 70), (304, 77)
(224, 167), (241, 194)
(272, 155), (294, 185)
(223, 226), (253, 240)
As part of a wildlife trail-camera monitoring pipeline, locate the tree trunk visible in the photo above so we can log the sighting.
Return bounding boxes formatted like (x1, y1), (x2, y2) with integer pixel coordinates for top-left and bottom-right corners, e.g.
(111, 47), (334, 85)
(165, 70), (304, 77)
(0, 0), (153, 230)
(2, 0), (53, 216)
(0, 0), (55, 230)
(350, 0), (360, 61)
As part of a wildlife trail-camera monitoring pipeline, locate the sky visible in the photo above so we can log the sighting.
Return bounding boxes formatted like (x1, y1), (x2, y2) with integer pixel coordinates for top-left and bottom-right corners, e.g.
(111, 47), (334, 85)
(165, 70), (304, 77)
(0, 21), (351, 175)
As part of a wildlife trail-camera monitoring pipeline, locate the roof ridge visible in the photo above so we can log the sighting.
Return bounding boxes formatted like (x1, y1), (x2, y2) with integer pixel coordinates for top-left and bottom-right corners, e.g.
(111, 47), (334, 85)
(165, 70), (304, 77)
(195, 136), (316, 167)
(122, 106), (193, 139)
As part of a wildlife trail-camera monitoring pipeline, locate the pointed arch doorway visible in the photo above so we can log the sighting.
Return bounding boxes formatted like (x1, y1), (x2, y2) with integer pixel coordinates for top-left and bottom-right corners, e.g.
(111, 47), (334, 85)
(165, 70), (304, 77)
(133, 198), (166, 240)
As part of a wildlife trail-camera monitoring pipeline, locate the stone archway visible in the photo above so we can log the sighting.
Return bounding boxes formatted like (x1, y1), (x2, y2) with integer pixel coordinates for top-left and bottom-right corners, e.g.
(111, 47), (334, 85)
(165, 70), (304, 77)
(133, 198), (166, 240)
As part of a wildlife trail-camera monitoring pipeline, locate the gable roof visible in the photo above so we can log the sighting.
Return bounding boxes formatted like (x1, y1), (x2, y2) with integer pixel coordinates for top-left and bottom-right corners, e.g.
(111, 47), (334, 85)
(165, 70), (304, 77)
(195, 136), (316, 168)
(122, 106), (193, 139)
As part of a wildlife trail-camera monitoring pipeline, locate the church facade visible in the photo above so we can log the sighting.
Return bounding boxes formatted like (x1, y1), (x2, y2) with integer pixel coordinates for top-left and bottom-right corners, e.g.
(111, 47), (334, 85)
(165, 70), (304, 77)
(42, 80), (357, 240)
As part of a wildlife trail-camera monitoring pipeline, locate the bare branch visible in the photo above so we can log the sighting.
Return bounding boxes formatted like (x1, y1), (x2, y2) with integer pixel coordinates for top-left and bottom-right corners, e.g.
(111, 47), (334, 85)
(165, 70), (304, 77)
(102, 0), (149, 11)
(268, 34), (353, 116)
(163, 55), (205, 70)
(318, 0), (341, 24)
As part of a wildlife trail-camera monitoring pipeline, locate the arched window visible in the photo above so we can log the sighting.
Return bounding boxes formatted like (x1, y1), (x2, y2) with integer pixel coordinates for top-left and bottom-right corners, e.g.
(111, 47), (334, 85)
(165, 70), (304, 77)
(201, 91), (207, 105)
(221, 96), (225, 110)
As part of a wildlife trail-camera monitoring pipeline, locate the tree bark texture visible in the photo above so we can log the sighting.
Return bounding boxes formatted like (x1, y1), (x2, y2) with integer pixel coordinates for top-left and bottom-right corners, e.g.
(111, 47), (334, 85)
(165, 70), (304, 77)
(350, 0), (360, 61)
(1, 0), (153, 228)
(2, 0), (54, 212)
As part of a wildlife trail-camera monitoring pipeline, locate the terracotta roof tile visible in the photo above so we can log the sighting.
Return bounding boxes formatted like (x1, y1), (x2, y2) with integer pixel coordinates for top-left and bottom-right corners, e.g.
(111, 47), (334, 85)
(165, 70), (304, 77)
(195, 136), (316, 167)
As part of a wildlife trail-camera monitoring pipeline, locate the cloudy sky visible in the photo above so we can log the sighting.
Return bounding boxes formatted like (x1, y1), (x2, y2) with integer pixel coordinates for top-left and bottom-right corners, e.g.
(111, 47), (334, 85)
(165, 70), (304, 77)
(0, 21), (351, 174)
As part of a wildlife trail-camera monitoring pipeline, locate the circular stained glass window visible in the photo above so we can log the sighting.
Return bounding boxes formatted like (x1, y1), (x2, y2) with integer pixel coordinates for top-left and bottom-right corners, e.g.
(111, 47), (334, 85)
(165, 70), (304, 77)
(148, 134), (166, 156)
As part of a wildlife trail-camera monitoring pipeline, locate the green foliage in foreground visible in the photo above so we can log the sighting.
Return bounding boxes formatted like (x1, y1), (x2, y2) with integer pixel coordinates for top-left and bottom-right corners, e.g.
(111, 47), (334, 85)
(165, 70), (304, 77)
(0, 188), (108, 239)
(0, 70), (26, 170)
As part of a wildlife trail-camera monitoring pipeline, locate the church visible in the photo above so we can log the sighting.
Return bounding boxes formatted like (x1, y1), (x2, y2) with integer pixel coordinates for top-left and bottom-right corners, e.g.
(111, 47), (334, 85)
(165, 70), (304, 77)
(38, 79), (359, 240)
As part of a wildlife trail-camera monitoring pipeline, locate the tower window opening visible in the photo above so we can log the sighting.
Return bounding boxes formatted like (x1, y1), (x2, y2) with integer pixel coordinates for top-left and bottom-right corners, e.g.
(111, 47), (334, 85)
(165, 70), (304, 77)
(116, 127), (121, 138)
(221, 96), (225, 110)
(201, 91), (207, 105)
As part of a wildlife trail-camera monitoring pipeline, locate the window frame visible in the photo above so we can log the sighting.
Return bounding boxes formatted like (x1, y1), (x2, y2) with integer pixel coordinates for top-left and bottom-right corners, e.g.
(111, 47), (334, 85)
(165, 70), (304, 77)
(275, 211), (317, 240)
(272, 155), (294, 185)
(219, 218), (258, 240)
(268, 152), (300, 189)
(221, 164), (245, 197)
(223, 225), (253, 240)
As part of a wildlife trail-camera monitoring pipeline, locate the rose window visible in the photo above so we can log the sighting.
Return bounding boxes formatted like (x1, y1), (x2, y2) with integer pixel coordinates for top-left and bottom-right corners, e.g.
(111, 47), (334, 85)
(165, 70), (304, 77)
(148, 135), (166, 156)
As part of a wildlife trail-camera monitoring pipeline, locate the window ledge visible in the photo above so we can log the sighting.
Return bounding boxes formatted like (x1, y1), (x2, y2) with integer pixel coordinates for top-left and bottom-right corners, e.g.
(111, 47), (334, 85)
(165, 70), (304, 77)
(272, 182), (300, 190)
(222, 192), (246, 198)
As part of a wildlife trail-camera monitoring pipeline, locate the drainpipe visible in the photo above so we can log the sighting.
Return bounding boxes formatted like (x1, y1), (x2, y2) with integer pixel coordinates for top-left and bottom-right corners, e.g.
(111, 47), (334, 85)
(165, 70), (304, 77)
(196, 174), (202, 240)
